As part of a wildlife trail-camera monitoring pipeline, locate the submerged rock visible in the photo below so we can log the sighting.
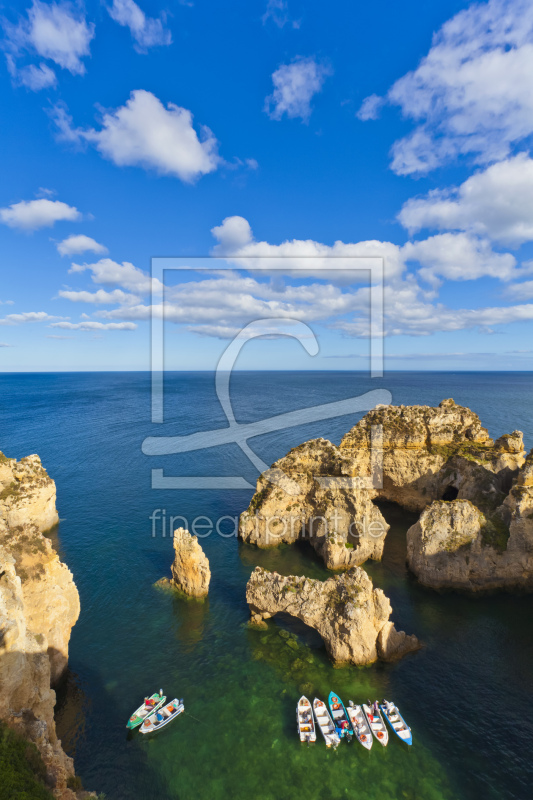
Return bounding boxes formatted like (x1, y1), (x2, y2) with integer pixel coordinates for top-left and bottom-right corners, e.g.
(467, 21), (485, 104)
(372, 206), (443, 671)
(246, 566), (420, 666)
(407, 451), (533, 591)
(169, 527), (211, 597)
(0, 450), (90, 799)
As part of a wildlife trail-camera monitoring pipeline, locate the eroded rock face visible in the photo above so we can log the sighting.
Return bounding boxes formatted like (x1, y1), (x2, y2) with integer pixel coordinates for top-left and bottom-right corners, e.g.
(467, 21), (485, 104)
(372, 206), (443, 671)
(406, 450), (533, 591)
(170, 528), (211, 597)
(0, 450), (87, 799)
(239, 400), (525, 571)
(246, 566), (420, 665)
(239, 438), (389, 569)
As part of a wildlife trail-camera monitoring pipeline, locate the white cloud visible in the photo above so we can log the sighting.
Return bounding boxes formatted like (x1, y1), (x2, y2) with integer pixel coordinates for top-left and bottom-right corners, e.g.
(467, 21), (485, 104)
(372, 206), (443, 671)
(0, 342), (13, 347)
(359, 0), (533, 174)
(0, 311), (62, 325)
(58, 288), (140, 304)
(504, 278), (533, 300)
(3, 1), (94, 85)
(211, 215), (404, 283)
(52, 90), (221, 182)
(69, 257), (161, 294)
(402, 233), (518, 285)
(356, 94), (383, 121)
(0, 198), (81, 231)
(50, 320), (137, 331)
(262, 1), (293, 28)
(57, 234), (108, 256)
(399, 154), (533, 246)
(6, 55), (56, 90)
(108, 0), (172, 51)
(265, 56), (332, 122)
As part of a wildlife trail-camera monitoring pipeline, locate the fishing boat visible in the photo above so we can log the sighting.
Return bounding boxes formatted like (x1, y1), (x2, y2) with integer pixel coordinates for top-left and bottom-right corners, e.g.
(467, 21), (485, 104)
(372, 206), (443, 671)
(126, 690), (166, 730)
(347, 702), (373, 750)
(380, 700), (412, 745)
(140, 698), (184, 734)
(313, 699), (340, 749)
(328, 692), (353, 742)
(362, 702), (388, 746)
(296, 696), (316, 743)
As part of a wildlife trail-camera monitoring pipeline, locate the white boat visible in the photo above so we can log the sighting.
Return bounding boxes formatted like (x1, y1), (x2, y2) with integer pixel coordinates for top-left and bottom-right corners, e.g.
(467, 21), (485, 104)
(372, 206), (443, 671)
(312, 698), (340, 748)
(297, 696), (316, 743)
(362, 703), (389, 746)
(347, 702), (373, 750)
(139, 698), (184, 734)
(380, 700), (412, 745)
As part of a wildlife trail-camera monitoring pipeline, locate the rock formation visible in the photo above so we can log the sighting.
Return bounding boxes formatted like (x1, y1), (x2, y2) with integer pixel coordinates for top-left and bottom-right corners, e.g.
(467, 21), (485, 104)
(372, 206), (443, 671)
(169, 527), (210, 597)
(0, 450), (92, 799)
(239, 438), (389, 569)
(246, 566), (420, 665)
(239, 399), (526, 576)
(407, 449), (533, 591)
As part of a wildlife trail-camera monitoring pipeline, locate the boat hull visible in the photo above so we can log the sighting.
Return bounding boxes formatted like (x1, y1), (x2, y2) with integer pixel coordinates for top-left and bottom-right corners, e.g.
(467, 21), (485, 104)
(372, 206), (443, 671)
(328, 692), (353, 741)
(140, 699), (184, 734)
(380, 701), (412, 746)
(127, 693), (166, 729)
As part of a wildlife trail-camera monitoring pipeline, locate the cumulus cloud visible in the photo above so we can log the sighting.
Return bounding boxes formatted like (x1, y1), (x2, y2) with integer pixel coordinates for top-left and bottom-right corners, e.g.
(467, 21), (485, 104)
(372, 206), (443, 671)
(0, 198), (81, 230)
(51, 90), (221, 182)
(50, 320), (137, 331)
(265, 56), (332, 122)
(356, 94), (383, 121)
(107, 0), (172, 51)
(56, 234), (108, 256)
(210, 215), (403, 283)
(3, 1), (94, 88)
(399, 154), (533, 246)
(403, 233), (519, 285)
(69, 257), (162, 295)
(5, 56), (56, 90)
(58, 288), (140, 304)
(359, 0), (533, 174)
(0, 311), (62, 325)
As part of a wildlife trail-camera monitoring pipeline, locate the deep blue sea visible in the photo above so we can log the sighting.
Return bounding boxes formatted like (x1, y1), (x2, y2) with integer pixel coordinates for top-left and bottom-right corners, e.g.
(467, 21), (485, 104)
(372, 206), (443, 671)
(1, 372), (532, 800)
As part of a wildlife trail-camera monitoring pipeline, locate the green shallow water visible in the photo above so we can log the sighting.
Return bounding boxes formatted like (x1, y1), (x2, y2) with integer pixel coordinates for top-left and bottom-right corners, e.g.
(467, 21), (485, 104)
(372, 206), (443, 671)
(1, 371), (532, 799)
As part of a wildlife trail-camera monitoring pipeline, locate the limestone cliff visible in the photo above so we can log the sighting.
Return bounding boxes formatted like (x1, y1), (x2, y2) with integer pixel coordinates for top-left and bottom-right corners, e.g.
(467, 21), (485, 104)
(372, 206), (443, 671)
(239, 438), (389, 569)
(239, 399), (525, 572)
(0, 450), (91, 799)
(246, 566), (419, 665)
(406, 450), (533, 591)
(169, 527), (211, 597)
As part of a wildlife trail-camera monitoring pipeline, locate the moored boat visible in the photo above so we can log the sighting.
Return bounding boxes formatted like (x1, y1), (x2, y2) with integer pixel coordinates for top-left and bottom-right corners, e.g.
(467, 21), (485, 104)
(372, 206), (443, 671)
(140, 698), (184, 734)
(126, 690), (166, 730)
(328, 692), (353, 742)
(347, 702), (373, 750)
(380, 700), (412, 745)
(362, 702), (388, 746)
(313, 698), (340, 748)
(297, 696), (316, 743)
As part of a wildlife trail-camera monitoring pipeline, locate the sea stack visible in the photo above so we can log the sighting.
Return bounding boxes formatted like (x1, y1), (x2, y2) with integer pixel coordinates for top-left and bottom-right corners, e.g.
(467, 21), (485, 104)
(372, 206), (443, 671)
(246, 566), (420, 666)
(170, 527), (211, 597)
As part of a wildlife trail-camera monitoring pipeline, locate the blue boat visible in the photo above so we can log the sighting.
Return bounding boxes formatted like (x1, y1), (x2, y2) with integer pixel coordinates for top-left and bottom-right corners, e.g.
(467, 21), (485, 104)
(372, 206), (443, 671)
(380, 700), (413, 745)
(327, 692), (353, 742)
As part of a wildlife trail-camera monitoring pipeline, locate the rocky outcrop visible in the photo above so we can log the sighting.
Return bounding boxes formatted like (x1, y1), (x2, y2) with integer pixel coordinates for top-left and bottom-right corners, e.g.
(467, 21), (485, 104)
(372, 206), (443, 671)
(240, 438), (389, 569)
(239, 400), (526, 571)
(169, 528), (211, 597)
(246, 566), (420, 665)
(407, 450), (533, 591)
(0, 450), (90, 799)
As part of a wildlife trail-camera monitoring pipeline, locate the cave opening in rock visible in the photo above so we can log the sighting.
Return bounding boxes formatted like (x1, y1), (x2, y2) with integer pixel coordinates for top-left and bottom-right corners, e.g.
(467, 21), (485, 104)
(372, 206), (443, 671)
(442, 485), (459, 501)
(274, 611), (325, 650)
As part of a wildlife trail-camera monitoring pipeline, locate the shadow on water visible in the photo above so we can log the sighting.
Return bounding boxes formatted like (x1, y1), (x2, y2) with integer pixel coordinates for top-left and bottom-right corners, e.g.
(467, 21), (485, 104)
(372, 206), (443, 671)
(54, 658), (170, 799)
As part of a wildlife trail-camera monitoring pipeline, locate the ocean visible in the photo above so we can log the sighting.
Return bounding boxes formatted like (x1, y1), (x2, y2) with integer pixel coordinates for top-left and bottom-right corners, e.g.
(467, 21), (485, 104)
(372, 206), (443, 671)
(1, 371), (532, 800)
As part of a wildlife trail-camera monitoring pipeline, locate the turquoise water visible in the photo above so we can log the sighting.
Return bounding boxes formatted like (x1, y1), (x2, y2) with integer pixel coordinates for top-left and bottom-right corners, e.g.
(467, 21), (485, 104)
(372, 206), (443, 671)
(0, 372), (532, 799)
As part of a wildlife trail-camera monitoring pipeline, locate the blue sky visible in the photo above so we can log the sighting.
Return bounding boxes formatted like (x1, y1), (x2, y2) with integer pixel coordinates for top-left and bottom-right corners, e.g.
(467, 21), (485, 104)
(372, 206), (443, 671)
(1, 0), (533, 371)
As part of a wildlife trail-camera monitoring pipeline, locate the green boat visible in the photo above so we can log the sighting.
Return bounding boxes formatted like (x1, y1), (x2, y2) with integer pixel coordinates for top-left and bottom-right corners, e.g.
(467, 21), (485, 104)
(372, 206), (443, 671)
(127, 690), (166, 729)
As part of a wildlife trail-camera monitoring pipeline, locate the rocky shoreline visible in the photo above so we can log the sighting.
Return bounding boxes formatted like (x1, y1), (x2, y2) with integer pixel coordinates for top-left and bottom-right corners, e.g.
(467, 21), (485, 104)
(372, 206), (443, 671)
(0, 450), (94, 799)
